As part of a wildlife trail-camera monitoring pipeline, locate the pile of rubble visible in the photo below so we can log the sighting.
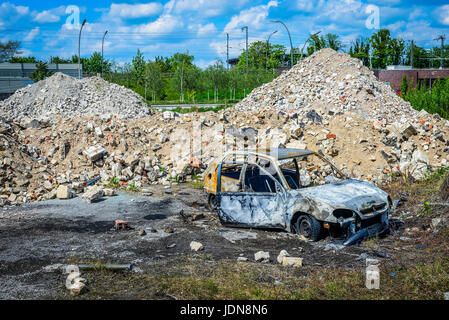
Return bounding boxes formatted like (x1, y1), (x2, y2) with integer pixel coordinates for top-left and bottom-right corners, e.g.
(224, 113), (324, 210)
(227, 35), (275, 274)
(0, 72), (151, 121)
(235, 48), (415, 123)
(1, 48), (449, 206)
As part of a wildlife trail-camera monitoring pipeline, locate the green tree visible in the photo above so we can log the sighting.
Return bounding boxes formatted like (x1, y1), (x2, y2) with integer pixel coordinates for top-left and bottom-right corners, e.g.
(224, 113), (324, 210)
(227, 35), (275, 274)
(8, 56), (37, 63)
(30, 61), (52, 82)
(349, 38), (370, 66)
(400, 75), (408, 94)
(145, 61), (164, 101)
(154, 56), (172, 73)
(170, 52), (197, 101)
(307, 33), (344, 55)
(50, 56), (72, 64)
(307, 34), (326, 55)
(236, 41), (287, 71)
(84, 52), (111, 74)
(387, 38), (405, 65)
(325, 33), (345, 51)
(0, 40), (22, 62)
(204, 61), (229, 102)
(370, 29), (392, 69)
(132, 49), (146, 86)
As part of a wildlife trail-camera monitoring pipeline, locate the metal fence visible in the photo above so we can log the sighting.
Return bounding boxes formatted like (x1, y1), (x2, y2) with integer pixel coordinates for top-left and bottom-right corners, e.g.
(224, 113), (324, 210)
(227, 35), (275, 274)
(0, 63), (81, 96)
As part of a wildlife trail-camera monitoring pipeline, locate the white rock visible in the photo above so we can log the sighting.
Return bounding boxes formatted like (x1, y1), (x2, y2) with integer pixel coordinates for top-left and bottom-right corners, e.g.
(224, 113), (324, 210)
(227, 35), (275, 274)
(254, 251), (270, 262)
(56, 185), (74, 199)
(190, 241), (204, 251)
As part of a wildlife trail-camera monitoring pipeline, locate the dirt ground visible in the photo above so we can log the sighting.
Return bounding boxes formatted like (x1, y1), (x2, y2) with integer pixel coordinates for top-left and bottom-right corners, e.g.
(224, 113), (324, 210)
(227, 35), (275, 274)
(0, 181), (448, 300)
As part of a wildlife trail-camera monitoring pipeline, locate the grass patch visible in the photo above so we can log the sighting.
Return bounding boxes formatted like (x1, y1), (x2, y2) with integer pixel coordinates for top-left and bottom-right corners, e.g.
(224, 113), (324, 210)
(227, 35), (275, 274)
(384, 167), (449, 206)
(160, 105), (232, 114)
(58, 255), (449, 300)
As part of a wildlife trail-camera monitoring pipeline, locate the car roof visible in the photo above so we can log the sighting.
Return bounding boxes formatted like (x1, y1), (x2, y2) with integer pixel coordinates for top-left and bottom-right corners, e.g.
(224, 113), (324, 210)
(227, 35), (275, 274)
(248, 148), (315, 160)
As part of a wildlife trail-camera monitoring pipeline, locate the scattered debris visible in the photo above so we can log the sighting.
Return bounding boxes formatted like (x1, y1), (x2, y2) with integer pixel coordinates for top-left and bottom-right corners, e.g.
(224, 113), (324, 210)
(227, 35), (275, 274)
(254, 251), (270, 262)
(164, 226), (174, 233)
(365, 259), (380, 290)
(81, 186), (104, 203)
(114, 220), (131, 230)
(190, 241), (204, 252)
(281, 257), (303, 267)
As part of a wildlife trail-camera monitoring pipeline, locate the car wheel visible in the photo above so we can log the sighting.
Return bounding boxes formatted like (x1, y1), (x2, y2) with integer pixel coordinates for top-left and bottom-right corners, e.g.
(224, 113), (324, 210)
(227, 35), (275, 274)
(296, 215), (323, 241)
(207, 194), (218, 211)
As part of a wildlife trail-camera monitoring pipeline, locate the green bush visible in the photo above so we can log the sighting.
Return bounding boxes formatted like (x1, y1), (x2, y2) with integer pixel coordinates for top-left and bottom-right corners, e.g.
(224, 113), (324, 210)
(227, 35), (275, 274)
(402, 78), (449, 120)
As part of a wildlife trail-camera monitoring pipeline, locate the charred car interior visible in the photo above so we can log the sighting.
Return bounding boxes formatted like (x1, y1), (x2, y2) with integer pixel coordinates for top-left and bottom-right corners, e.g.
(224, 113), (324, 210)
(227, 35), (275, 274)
(204, 148), (393, 246)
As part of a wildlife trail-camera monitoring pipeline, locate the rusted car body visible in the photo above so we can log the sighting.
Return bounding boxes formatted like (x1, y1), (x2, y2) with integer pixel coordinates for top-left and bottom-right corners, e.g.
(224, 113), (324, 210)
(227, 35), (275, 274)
(204, 148), (392, 246)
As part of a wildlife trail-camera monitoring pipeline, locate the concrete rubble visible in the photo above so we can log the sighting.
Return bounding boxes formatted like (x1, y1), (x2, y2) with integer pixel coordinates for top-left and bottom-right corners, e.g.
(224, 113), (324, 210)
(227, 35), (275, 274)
(190, 241), (204, 251)
(0, 49), (448, 206)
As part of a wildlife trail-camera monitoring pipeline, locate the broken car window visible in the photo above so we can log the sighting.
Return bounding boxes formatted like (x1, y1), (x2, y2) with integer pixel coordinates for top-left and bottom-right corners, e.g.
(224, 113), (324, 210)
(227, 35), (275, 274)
(279, 154), (344, 188)
(244, 164), (278, 193)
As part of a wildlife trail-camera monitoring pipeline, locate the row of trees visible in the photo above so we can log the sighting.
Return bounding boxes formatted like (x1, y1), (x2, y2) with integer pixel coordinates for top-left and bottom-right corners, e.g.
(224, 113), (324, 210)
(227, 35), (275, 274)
(106, 50), (278, 102)
(348, 29), (449, 69)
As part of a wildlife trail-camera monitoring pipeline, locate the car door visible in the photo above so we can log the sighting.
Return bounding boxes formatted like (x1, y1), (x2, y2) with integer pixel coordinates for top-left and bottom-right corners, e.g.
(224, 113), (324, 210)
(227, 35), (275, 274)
(217, 161), (288, 229)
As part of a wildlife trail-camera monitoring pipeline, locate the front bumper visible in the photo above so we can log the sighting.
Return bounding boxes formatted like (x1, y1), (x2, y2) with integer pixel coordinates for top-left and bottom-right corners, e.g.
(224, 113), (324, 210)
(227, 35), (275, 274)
(341, 211), (390, 246)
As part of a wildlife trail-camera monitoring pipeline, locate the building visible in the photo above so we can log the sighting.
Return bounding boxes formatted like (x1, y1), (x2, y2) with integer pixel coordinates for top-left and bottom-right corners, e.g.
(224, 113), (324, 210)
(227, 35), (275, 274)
(373, 67), (449, 91)
(0, 63), (81, 99)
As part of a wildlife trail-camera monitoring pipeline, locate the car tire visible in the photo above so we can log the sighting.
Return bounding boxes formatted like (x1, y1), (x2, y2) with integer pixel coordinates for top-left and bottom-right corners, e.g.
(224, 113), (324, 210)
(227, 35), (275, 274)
(207, 193), (218, 211)
(296, 215), (323, 241)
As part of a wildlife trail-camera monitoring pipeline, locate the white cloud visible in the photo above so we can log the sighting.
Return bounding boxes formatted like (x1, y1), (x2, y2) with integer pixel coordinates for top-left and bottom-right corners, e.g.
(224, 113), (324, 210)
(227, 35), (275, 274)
(408, 8), (425, 21)
(33, 10), (60, 23)
(386, 21), (405, 32)
(0, 2), (29, 28)
(197, 23), (217, 36)
(133, 14), (182, 33)
(173, 0), (249, 17)
(108, 2), (163, 19)
(224, 1), (278, 33)
(24, 27), (40, 41)
(435, 5), (449, 25)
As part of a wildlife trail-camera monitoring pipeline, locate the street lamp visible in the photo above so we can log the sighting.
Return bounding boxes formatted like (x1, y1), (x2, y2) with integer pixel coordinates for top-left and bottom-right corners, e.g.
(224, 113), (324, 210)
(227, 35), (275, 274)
(101, 30), (108, 76)
(78, 19), (86, 79)
(300, 31), (321, 61)
(241, 26), (248, 72)
(266, 30), (277, 71)
(271, 20), (293, 68)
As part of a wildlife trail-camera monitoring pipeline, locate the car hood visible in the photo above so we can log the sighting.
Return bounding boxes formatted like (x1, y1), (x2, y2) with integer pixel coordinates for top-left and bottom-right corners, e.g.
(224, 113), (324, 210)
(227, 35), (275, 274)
(292, 179), (390, 212)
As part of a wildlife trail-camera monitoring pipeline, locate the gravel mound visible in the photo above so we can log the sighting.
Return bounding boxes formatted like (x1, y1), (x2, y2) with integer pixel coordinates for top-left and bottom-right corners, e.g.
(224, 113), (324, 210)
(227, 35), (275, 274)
(0, 73), (150, 120)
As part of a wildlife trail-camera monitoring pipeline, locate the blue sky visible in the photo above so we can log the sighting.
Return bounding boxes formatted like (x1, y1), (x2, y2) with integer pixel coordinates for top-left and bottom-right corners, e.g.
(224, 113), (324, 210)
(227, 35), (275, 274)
(0, 0), (448, 68)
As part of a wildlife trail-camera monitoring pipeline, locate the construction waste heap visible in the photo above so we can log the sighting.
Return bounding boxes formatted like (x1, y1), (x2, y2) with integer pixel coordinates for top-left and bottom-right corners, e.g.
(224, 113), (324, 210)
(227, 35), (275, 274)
(1, 48), (449, 206)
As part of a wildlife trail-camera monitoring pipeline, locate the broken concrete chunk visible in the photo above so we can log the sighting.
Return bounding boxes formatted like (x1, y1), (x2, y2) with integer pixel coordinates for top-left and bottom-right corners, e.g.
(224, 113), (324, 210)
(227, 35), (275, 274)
(56, 185), (74, 199)
(83, 145), (107, 162)
(69, 278), (87, 296)
(82, 186), (104, 203)
(254, 251), (270, 262)
(401, 123), (418, 139)
(103, 188), (117, 197)
(190, 241), (204, 251)
(281, 257), (303, 267)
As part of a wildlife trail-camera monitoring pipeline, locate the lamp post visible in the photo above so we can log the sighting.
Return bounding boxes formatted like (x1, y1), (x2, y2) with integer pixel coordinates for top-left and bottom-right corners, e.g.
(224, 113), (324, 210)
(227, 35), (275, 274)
(78, 19), (86, 79)
(266, 30), (277, 71)
(300, 31), (321, 61)
(271, 20), (293, 68)
(241, 26), (248, 72)
(101, 30), (108, 76)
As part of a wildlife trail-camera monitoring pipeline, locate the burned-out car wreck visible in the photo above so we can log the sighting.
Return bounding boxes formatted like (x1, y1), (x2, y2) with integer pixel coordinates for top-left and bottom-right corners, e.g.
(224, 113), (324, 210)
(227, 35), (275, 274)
(204, 148), (393, 246)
